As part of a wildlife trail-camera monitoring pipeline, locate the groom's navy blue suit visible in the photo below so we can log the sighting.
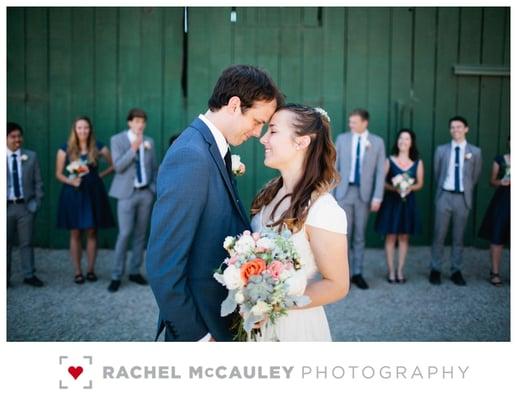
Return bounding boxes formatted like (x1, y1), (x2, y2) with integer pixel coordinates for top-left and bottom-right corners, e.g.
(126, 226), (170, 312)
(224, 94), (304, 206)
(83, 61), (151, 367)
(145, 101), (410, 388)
(146, 118), (251, 341)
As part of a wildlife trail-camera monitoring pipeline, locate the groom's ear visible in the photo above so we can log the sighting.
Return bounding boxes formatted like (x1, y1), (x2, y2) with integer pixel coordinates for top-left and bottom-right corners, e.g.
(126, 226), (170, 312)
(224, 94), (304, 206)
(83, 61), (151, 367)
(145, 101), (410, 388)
(227, 96), (242, 114)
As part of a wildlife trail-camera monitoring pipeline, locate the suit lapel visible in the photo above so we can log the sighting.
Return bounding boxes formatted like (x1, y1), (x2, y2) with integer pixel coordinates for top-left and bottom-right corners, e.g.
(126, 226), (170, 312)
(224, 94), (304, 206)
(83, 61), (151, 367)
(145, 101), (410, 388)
(191, 118), (249, 226)
(342, 133), (352, 177)
(442, 143), (452, 184)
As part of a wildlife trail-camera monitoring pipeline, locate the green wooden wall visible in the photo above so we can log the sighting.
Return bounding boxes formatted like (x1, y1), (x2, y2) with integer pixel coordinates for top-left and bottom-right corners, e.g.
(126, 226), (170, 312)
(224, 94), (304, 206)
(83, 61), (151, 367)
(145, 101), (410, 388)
(7, 7), (510, 249)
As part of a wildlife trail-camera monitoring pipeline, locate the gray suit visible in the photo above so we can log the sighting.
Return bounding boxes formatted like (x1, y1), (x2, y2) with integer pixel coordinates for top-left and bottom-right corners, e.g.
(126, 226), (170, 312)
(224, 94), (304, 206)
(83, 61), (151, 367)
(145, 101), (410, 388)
(7, 149), (44, 281)
(109, 131), (158, 280)
(333, 132), (386, 276)
(430, 142), (482, 272)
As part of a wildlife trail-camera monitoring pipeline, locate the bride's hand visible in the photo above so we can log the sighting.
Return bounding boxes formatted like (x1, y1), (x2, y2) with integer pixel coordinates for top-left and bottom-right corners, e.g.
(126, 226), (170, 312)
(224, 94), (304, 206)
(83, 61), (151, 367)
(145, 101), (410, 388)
(253, 316), (268, 329)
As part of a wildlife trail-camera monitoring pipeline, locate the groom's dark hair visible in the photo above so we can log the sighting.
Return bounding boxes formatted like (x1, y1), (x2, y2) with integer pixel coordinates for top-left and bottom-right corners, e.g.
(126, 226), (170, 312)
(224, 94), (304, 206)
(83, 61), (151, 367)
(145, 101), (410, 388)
(208, 65), (284, 112)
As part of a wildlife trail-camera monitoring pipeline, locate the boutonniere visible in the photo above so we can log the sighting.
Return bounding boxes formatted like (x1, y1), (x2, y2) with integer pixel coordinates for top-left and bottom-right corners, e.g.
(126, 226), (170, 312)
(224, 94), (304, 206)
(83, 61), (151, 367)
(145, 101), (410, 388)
(465, 152), (472, 160)
(365, 139), (372, 150)
(143, 140), (152, 150)
(231, 154), (246, 176)
(20, 154), (29, 162)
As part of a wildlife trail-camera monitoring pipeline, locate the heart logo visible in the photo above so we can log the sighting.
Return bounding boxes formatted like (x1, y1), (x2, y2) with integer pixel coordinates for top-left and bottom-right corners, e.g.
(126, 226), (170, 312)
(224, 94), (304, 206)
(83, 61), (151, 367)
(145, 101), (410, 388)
(68, 366), (84, 380)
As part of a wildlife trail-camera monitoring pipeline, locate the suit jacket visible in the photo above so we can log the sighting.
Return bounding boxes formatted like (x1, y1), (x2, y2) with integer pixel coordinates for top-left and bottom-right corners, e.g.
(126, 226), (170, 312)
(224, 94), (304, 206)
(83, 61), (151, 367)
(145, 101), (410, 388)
(434, 142), (482, 209)
(146, 118), (251, 342)
(333, 132), (386, 204)
(6, 148), (44, 213)
(108, 130), (158, 199)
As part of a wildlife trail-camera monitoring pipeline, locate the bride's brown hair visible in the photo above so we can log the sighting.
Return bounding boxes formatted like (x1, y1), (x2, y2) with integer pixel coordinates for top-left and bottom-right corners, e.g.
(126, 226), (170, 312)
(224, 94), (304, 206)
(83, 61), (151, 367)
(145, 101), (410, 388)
(251, 104), (340, 232)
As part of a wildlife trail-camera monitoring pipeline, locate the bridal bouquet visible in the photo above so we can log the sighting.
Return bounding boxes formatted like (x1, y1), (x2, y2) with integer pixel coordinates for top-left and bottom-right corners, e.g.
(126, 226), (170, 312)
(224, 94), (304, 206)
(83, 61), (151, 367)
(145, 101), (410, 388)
(213, 229), (310, 341)
(66, 159), (89, 179)
(392, 172), (415, 200)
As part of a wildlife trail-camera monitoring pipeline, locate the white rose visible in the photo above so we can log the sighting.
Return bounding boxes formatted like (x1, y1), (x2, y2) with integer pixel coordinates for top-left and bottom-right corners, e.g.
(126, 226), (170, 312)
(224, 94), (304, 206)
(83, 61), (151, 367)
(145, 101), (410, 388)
(231, 154), (246, 176)
(234, 291), (245, 304)
(20, 154), (29, 162)
(223, 265), (243, 290)
(256, 237), (274, 251)
(285, 270), (307, 296)
(223, 236), (236, 251)
(144, 140), (152, 150)
(251, 300), (272, 316)
(234, 234), (256, 254)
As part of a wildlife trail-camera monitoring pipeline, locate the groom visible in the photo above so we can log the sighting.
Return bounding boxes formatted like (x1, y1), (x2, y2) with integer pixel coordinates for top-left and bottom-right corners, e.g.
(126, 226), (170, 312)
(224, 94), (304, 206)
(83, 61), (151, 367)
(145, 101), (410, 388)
(146, 65), (284, 341)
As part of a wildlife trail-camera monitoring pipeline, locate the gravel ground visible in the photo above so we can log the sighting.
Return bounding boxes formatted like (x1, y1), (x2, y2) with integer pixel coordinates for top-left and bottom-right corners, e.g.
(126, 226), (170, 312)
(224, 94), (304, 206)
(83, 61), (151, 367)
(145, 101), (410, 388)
(6, 246), (510, 341)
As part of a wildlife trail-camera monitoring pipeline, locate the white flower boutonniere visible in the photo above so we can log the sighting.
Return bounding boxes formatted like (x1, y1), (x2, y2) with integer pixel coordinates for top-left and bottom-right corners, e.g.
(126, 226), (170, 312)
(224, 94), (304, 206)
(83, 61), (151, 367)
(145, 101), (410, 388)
(231, 154), (246, 176)
(365, 139), (372, 150)
(143, 140), (152, 150)
(20, 154), (29, 162)
(465, 152), (472, 160)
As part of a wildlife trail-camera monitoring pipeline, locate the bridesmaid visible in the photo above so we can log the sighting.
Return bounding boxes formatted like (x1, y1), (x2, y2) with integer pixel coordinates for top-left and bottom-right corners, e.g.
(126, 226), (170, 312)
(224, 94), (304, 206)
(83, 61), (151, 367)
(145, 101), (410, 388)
(478, 136), (510, 287)
(55, 116), (115, 284)
(375, 129), (424, 283)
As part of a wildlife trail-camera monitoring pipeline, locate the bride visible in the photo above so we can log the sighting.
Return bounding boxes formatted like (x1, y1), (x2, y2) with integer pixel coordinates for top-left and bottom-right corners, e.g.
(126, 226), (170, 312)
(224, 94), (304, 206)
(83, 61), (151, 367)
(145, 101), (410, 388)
(250, 104), (350, 341)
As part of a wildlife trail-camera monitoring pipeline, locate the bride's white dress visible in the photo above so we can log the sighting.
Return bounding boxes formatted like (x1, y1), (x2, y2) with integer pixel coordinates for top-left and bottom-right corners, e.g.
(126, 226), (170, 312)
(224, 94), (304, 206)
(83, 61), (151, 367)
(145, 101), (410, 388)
(250, 192), (347, 341)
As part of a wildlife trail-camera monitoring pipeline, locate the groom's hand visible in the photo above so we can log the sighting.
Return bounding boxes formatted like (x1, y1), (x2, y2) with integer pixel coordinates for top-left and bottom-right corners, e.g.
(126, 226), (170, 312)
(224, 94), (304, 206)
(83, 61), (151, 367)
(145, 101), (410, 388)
(209, 336), (216, 342)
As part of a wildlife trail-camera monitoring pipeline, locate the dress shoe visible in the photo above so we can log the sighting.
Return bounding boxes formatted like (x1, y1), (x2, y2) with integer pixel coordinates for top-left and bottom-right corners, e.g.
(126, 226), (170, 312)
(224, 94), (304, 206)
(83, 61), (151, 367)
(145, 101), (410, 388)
(450, 271), (466, 286)
(429, 270), (441, 285)
(23, 276), (44, 287)
(351, 274), (369, 289)
(129, 274), (148, 285)
(108, 280), (121, 292)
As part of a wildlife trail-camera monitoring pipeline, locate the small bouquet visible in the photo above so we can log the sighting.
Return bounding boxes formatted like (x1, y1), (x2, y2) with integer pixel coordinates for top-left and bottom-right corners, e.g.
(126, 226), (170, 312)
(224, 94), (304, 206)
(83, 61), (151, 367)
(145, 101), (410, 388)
(66, 159), (89, 179)
(213, 229), (311, 341)
(392, 172), (415, 200)
(502, 165), (511, 184)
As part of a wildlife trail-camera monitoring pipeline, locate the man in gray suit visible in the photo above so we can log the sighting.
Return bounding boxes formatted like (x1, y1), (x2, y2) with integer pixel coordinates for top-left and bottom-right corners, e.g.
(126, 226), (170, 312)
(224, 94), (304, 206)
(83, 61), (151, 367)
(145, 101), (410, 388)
(333, 109), (386, 289)
(108, 108), (158, 292)
(429, 116), (482, 286)
(7, 122), (44, 287)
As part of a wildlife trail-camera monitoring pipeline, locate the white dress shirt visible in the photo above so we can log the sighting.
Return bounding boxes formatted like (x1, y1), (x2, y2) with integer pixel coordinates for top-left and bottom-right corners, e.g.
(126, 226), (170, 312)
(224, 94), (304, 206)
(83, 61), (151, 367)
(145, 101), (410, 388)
(443, 140), (467, 192)
(127, 130), (148, 188)
(348, 130), (370, 183)
(199, 114), (229, 160)
(197, 113), (231, 342)
(6, 148), (24, 200)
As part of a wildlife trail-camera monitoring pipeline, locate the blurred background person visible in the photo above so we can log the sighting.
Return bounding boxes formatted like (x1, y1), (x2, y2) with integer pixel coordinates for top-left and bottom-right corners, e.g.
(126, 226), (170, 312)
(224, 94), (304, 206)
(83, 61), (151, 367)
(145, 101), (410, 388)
(375, 128), (424, 283)
(478, 136), (510, 287)
(55, 116), (115, 284)
(7, 122), (45, 287)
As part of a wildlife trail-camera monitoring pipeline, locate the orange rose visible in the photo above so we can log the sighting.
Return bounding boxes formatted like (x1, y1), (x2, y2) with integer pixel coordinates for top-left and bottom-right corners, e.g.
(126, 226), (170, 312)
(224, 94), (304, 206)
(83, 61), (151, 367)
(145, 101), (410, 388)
(240, 258), (266, 285)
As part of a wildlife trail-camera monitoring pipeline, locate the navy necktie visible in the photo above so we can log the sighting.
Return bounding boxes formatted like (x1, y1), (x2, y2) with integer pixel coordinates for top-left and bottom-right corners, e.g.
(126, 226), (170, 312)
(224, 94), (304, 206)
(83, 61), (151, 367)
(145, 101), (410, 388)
(354, 136), (361, 185)
(224, 149), (234, 183)
(12, 154), (21, 198)
(135, 148), (143, 184)
(454, 146), (461, 192)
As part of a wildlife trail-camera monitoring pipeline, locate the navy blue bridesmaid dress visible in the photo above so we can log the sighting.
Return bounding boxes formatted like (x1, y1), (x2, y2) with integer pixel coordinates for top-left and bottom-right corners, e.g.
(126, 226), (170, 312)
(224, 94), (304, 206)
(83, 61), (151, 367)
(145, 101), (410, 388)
(57, 141), (115, 230)
(375, 157), (421, 235)
(478, 155), (510, 245)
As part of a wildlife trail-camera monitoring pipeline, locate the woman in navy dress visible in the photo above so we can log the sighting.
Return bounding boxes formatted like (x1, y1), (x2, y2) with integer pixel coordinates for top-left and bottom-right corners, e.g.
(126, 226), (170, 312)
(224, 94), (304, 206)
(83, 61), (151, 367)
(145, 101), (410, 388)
(56, 116), (115, 284)
(478, 137), (510, 287)
(375, 129), (424, 283)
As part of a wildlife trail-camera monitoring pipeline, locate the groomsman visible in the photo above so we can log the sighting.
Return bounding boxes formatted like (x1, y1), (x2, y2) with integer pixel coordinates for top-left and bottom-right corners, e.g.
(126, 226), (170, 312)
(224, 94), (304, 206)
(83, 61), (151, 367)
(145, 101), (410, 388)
(108, 108), (158, 292)
(334, 109), (386, 289)
(7, 122), (44, 287)
(429, 116), (482, 286)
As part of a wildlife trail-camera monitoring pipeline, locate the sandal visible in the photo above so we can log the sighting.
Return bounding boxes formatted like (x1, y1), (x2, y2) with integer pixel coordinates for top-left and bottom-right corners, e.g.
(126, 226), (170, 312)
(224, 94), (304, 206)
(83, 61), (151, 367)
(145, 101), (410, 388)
(74, 273), (85, 284)
(86, 272), (98, 282)
(489, 272), (502, 287)
(396, 274), (407, 284)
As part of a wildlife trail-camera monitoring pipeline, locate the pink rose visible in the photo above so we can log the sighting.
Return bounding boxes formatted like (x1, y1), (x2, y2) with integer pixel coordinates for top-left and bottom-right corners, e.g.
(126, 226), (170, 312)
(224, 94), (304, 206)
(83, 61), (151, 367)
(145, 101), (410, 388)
(229, 255), (239, 264)
(252, 232), (261, 241)
(267, 260), (285, 279)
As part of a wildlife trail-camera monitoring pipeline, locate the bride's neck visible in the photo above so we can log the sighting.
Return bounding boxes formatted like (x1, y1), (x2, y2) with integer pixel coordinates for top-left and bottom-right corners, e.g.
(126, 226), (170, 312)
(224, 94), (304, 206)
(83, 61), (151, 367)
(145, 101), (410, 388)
(280, 161), (304, 193)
